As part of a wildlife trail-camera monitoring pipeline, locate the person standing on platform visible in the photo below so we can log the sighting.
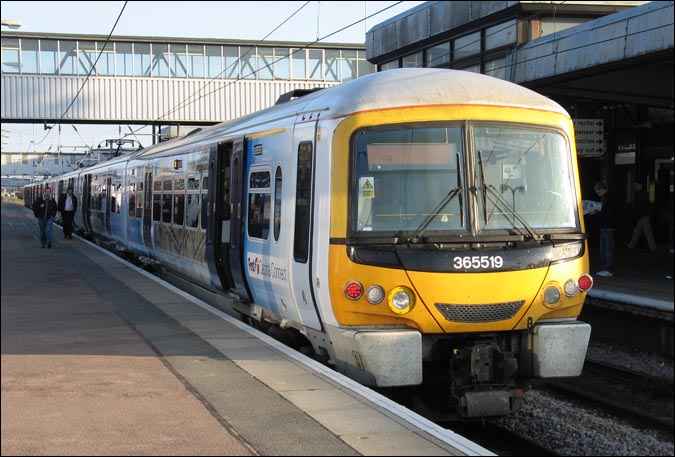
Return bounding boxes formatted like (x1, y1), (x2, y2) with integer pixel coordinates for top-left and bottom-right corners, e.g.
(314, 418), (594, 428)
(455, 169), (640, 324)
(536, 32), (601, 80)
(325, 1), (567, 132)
(32, 187), (58, 248)
(58, 186), (78, 239)
(593, 181), (616, 277)
(626, 181), (656, 251)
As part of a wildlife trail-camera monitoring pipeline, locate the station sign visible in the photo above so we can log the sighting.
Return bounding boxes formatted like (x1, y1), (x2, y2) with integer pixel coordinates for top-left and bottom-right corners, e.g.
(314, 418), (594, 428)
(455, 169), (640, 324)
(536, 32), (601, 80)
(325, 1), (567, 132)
(573, 119), (604, 156)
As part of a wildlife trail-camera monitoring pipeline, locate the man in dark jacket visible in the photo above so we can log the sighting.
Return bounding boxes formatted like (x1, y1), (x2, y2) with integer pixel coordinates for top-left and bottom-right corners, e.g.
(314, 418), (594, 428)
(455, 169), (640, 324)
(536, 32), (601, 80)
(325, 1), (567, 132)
(32, 187), (58, 248)
(593, 181), (616, 277)
(58, 186), (78, 239)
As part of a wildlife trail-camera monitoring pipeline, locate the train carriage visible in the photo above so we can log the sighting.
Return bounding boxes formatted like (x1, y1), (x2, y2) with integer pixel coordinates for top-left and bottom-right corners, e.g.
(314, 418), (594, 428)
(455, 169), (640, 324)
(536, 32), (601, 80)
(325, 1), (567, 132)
(25, 68), (593, 418)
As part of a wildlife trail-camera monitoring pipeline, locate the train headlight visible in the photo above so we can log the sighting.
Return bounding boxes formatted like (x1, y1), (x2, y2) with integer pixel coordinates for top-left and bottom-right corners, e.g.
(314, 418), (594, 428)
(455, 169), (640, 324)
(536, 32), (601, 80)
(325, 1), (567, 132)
(388, 286), (415, 314)
(543, 284), (561, 306)
(564, 279), (579, 297)
(549, 242), (583, 262)
(366, 285), (385, 304)
(344, 281), (364, 300)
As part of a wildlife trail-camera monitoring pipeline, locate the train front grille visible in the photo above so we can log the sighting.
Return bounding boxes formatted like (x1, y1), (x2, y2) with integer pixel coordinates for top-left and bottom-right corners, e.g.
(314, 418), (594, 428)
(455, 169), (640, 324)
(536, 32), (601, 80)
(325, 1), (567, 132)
(434, 300), (526, 323)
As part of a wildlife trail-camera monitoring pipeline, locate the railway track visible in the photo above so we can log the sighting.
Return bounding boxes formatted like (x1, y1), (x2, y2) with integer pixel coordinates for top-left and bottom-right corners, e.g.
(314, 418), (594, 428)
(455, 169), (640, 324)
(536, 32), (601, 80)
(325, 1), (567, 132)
(544, 358), (674, 433)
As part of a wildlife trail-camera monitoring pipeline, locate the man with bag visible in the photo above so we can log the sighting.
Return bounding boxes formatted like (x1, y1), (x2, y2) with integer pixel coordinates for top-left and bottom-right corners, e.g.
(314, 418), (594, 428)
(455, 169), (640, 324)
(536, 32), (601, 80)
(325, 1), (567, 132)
(32, 187), (58, 248)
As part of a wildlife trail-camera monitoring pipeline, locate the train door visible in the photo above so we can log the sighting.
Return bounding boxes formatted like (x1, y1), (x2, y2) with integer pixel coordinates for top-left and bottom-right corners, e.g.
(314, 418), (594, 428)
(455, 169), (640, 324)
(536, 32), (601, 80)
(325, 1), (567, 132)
(205, 142), (234, 293)
(142, 163), (153, 251)
(228, 138), (251, 300)
(289, 122), (322, 330)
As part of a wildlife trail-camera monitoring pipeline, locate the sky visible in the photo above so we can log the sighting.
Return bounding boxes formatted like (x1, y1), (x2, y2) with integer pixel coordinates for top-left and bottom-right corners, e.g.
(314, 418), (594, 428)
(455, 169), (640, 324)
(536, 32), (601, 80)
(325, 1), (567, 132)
(1, 1), (425, 153)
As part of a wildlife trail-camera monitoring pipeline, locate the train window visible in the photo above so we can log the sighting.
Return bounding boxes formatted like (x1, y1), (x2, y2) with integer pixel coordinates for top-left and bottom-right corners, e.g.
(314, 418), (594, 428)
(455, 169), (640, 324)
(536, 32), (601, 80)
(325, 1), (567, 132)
(174, 177), (186, 226)
(152, 193), (161, 221)
(135, 192), (143, 219)
(186, 195), (199, 228)
(473, 125), (577, 230)
(353, 127), (464, 234)
(248, 170), (271, 240)
(274, 167), (282, 241)
(163, 179), (173, 191)
(186, 174), (200, 229)
(187, 176), (199, 190)
(200, 174), (208, 230)
(154, 180), (162, 191)
(294, 142), (313, 262)
(161, 194), (172, 224)
(173, 193), (185, 226)
(248, 194), (270, 239)
(113, 181), (122, 214)
(129, 193), (136, 218)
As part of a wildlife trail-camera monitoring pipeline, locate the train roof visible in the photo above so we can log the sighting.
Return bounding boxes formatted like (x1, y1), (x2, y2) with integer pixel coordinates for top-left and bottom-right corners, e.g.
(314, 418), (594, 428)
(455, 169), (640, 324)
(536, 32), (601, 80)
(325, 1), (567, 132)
(138, 69), (567, 158)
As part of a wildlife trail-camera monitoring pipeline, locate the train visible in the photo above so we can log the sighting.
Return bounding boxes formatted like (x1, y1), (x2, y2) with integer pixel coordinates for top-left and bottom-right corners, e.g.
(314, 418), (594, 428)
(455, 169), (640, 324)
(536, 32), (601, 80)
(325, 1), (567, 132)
(25, 68), (593, 419)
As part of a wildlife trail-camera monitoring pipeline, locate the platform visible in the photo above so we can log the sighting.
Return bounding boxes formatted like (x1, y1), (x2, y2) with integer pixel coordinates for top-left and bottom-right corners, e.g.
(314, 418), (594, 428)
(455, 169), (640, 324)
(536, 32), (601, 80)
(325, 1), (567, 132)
(587, 244), (674, 312)
(1, 201), (489, 456)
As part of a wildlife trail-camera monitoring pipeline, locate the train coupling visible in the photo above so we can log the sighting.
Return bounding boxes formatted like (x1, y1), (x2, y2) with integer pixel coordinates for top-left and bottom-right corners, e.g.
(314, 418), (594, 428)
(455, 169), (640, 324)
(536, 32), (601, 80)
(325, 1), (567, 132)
(459, 388), (524, 418)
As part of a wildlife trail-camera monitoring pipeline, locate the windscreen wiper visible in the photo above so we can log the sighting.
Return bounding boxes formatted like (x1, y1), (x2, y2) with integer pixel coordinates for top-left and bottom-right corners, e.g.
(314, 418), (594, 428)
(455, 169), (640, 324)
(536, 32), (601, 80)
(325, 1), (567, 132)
(476, 150), (542, 241)
(483, 184), (543, 241)
(406, 187), (462, 244)
(407, 152), (464, 244)
(478, 150), (488, 224)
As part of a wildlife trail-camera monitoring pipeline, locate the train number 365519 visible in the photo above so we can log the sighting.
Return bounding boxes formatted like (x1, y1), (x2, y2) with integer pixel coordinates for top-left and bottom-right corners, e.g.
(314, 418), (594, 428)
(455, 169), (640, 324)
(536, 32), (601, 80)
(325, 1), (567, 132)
(453, 255), (504, 269)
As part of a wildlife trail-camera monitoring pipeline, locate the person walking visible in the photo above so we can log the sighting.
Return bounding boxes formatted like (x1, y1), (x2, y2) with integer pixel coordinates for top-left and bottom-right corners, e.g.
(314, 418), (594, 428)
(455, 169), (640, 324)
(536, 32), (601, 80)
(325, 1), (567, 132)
(58, 186), (78, 239)
(626, 181), (656, 251)
(32, 187), (58, 248)
(593, 181), (616, 277)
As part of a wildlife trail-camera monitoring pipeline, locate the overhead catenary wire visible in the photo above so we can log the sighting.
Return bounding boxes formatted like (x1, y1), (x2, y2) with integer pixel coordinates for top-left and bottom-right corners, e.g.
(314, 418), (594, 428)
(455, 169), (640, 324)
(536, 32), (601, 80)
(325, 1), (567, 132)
(142, 1), (313, 131)
(124, 1), (407, 140)
(57, 1), (128, 124)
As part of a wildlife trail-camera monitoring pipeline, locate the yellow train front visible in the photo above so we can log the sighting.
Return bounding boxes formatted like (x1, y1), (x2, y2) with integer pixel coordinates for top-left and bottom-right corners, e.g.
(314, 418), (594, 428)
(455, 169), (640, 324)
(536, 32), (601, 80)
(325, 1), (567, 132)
(314, 69), (592, 418)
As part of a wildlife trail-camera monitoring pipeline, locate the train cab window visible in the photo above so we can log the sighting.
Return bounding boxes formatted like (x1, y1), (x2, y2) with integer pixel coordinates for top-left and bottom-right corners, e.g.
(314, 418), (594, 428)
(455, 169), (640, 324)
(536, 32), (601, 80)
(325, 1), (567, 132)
(472, 125), (577, 231)
(200, 174), (208, 230)
(274, 167), (282, 241)
(352, 127), (465, 235)
(247, 170), (271, 240)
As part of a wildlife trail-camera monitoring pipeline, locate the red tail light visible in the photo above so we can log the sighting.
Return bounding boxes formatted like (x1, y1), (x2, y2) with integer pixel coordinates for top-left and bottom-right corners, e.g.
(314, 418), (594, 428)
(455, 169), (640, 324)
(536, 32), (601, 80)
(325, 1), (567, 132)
(345, 281), (363, 300)
(578, 274), (593, 292)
